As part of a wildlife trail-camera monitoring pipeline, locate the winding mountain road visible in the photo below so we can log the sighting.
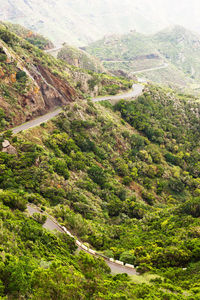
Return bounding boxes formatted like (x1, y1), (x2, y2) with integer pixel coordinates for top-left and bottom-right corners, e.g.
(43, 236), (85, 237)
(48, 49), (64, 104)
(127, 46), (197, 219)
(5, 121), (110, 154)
(11, 108), (62, 134)
(11, 83), (144, 134)
(27, 205), (137, 275)
(130, 63), (168, 75)
(11, 80), (143, 275)
(92, 83), (144, 102)
(45, 47), (62, 53)
(45, 48), (168, 75)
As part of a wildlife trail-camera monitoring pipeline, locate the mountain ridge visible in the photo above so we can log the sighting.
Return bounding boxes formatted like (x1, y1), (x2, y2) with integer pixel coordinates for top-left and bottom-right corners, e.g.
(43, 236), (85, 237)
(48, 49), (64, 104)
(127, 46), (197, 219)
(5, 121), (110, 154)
(0, 22), (200, 299)
(2, 0), (200, 46)
(85, 25), (200, 93)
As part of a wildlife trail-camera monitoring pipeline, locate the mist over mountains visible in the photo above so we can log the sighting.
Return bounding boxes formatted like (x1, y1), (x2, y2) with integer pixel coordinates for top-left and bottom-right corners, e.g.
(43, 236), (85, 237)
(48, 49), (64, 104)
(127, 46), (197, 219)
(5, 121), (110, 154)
(1, 0), (200, 45)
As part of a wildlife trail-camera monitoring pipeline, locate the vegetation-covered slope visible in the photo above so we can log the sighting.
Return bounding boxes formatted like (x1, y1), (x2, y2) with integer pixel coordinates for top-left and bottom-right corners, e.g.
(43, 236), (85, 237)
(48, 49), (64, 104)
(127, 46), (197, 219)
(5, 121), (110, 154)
(153, 25), (200, 81)
(85, 32), (159, 61)
(0, 24), (132, 129)
(0, 81), (200, 297)
(57, 44), (107, 73)
(0, 22), (200, 299)
(0, 200), (142, 299)
(85, 26), (200, 93)
(0, 21), (54, 50)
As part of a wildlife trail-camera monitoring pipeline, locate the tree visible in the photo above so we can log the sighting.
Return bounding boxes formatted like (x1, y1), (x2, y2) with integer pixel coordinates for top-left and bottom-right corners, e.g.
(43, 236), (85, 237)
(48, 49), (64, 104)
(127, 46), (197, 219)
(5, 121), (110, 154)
(120, 251), (135, 265)
(0, 190), (27, 211)
(88, 165), (107, 187)
(180, 197), (200, 218)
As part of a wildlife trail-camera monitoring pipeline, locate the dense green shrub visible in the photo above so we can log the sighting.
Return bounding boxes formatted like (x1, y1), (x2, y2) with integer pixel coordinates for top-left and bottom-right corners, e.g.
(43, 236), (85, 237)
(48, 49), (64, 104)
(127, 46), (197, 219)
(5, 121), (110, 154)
(179, 197), (200, 217)
(0, 190), (27, 211)
(50, 158), (70, 179)
(0, 28), (17, 45)
(16, 71), (27, 82)
(88, 165), (107, 188)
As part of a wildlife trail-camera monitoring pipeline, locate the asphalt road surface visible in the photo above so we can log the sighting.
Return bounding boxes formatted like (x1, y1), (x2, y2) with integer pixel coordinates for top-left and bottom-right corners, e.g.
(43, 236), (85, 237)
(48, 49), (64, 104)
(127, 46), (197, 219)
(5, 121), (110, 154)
(27, 205), (137, 275)
(11, 84), (144, 134)
(131, 63), (168, 75)
(92, 83), (144, 102)
(44, 47), (62, 53)
(12, 108), (62, 134)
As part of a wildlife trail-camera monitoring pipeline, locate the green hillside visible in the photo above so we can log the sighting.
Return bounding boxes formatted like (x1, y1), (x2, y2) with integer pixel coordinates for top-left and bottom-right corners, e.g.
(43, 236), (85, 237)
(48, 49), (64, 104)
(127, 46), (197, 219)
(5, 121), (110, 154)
(0, 24), (200, 299)
(153, 25), (200, 80)
(0, 21), (54, 50)
(0, 23), (131, 129)
(85, 26), (200, 93)
(84, 32), (159, 60)
(57, 44), (107, 73)
(0, 82), (200, 298)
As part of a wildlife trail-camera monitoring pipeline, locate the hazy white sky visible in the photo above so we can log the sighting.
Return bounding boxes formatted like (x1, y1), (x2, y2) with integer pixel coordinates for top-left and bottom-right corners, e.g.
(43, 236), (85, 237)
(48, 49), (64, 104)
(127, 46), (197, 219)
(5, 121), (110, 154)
(1, 0), (200, 44)
(68, 0), (200, 33)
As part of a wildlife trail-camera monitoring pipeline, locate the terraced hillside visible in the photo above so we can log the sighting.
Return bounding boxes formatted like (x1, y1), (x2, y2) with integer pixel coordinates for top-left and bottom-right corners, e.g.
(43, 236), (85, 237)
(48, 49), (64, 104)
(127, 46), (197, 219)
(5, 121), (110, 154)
(85, 26), (200, 93)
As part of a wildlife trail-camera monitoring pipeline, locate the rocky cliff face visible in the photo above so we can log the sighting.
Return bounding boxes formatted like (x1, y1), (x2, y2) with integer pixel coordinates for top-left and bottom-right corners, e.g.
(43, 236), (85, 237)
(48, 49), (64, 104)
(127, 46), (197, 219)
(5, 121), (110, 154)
(0, 24), (132, 130)
(68, 67), (132, 97)
(31, 63), (78, 107)
(0, 33), (79, 129)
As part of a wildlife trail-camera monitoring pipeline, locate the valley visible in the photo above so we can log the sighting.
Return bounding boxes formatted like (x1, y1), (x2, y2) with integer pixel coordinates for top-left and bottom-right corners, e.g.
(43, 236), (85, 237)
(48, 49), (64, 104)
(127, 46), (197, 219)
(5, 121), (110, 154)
(0, 11), (200, 300)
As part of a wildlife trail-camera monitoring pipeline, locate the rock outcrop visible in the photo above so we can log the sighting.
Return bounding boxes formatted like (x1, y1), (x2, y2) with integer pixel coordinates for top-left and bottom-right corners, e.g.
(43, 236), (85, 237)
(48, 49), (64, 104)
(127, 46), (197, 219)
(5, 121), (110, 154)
(2, 140), (17, 155)
(0, 36), (80, 128)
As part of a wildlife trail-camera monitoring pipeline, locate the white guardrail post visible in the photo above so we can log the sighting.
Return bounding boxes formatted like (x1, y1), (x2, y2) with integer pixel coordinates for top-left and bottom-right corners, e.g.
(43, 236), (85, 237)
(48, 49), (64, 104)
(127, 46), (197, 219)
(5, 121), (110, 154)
(81, 244), (88, 251)
(29, 205), (136, 271)
(115, 260), (124, 266)
(125, 263), (135, 269)
(88, 249), (96, 255)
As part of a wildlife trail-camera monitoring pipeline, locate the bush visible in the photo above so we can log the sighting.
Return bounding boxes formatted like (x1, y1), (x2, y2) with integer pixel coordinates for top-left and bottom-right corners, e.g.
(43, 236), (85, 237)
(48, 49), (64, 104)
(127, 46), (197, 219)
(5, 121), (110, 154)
(107, 196), (123, 217)
(0, 29), (17, 45)
(0, 53), (7, 62)
(179, 197), (200, 217)
(51, 158), (70, 180)
(165, 153), (181, 166)
(120, 251), (135, 265)
(16, 71), (27, 82)
(122, 176), (132, 186)
(142, 190), (155, 205)
(169, 178), (185, 193)
(32, 213), (47, 224)
(88, 165), (107, 188)
(0, 190), (27, 211)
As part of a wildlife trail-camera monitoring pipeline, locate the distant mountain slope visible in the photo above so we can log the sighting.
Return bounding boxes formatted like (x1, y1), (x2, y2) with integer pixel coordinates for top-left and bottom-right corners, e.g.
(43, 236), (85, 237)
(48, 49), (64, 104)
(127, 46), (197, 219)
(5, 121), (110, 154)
(153, 25), (200, 80)
(0, 0), (169, 45)
(1, 0), (200, 46)
(84, 32), (159, 60)
(57, 44), (107, 73)
(0, 21), (54, 50)
(85, 26), (200, 93)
